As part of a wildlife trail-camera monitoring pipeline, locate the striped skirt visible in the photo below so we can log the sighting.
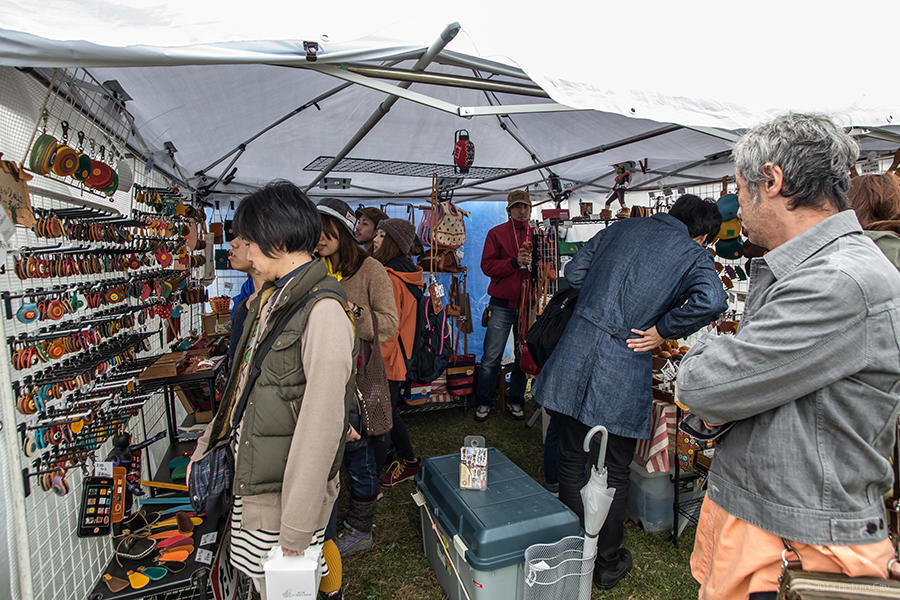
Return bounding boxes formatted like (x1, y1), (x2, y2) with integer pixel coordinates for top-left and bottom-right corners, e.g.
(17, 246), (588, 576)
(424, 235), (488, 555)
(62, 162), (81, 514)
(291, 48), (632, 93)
(230, 496), (328, 580)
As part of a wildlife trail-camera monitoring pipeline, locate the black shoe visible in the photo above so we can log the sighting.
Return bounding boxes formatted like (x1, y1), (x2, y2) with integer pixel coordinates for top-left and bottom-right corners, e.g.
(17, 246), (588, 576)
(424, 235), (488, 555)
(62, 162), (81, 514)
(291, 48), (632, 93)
(505, 403), (525, 420)
(593, 548), (632, 590)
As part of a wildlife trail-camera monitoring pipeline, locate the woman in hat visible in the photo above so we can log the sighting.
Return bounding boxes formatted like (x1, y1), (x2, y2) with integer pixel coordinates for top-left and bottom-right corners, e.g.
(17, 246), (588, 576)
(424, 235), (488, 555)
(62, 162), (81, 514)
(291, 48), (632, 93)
(354, 205), (389, 254)
(371, 218), (424, 488)
(316, 197), (398, 556)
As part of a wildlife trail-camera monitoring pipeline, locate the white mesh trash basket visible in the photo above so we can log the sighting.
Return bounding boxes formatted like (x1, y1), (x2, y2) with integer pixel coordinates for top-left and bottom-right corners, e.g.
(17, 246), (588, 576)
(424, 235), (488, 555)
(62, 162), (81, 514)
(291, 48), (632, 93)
(523, 536), (594, 600)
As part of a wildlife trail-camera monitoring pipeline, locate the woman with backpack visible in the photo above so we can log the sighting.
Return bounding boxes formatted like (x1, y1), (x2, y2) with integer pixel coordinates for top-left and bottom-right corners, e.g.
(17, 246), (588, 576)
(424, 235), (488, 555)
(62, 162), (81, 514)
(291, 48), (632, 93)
(316, 198), (398, 556)
(370, 218), (424, 488)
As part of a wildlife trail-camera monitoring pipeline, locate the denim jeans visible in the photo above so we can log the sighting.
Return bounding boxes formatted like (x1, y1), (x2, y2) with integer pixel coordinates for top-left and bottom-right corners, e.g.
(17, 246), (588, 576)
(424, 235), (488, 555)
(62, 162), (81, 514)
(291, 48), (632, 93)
(475, 304), (526, 408)
(551, 410), (636, 570)
(344, 442), (378, 498)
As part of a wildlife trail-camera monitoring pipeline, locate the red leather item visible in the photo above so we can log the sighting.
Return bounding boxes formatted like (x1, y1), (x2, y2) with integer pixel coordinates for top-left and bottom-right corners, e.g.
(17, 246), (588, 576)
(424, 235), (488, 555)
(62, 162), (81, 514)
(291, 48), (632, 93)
(157, 533), (192, 550)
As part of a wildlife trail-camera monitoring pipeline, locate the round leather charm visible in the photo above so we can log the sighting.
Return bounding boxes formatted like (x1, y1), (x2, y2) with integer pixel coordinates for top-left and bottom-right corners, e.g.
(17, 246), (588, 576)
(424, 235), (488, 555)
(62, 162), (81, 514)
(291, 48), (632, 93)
(46, 299), (65, 320)
(70, 419), (84, 434)
(48, 340), (65, 360)
(51, 145), (79, 176)
(29, 134), (58, 174)
(16, 302), (38, 323)
(85, 162), (114, 189)
(72, 153), (92, 181)
(22, 432), (37, 457)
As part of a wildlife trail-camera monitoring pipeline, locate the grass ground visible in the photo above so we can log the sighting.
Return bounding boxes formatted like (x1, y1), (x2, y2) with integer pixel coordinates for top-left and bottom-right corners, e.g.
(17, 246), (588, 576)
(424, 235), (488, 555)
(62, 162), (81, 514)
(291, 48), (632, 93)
(338, 399), (700, 600)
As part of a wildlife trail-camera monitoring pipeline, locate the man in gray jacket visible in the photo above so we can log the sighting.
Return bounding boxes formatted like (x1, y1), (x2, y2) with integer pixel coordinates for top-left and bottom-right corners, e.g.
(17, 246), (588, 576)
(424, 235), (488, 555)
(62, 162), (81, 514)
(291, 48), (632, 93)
(677, 113), (900, 599)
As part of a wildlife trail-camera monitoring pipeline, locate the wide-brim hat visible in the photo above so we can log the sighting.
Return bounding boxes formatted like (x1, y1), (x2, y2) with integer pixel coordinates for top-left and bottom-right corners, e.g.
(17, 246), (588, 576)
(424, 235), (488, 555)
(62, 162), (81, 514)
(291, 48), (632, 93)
(317, 198), (357, 235)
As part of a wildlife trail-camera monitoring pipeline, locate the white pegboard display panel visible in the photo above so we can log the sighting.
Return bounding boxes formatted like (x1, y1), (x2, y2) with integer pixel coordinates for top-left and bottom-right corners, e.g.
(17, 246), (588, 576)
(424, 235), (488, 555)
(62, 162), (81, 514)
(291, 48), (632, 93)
(0, 67), (206, 600)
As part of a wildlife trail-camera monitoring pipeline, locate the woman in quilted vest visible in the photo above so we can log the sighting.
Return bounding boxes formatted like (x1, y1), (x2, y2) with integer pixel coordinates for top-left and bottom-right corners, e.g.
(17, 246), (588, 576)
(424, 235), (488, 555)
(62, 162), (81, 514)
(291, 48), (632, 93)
(370, 218), (424, 488)
(316, 198), (399, 556)
(191, 182), (355, 600)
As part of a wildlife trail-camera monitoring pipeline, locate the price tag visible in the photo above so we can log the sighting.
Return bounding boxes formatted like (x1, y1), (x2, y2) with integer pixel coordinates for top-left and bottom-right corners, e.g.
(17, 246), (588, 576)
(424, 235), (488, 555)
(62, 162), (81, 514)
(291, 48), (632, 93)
(94, 462), (113, 478)
(200, 531), (218, 547)
(433, 284), (445, 298)
(223, 281), (234, 291)
(660, 360), (677, 382)
(195, 548), (213, 565)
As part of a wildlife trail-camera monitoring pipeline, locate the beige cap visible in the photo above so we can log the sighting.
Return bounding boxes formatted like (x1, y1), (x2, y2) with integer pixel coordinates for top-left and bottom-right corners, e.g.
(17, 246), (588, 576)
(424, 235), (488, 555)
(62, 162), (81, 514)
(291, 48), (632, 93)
(507, 189), (531, 208)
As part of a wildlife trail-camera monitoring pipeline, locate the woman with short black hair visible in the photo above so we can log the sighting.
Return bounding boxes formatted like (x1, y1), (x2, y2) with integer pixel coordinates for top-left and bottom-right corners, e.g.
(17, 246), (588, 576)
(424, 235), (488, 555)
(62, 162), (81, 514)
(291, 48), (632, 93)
(191, 182), (354, 599)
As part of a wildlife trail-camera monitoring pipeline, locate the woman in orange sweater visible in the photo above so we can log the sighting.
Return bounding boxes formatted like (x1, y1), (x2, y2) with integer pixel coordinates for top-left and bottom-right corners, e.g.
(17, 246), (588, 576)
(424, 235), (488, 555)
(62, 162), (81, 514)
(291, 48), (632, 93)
(371, 218), (424, 487)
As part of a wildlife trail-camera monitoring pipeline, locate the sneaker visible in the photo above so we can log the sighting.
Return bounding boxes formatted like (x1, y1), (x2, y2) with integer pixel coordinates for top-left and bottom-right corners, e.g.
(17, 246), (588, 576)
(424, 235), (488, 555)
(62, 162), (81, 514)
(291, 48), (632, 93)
(474, 405), (491, 422)
(545, 482), (559, 497)
(318, 588), (343, 600)
(593, 548), (632, 590)
(379, 459), (420, 487)
(376, 484), (383, 502)
(335, 524), (372, 556)
(506, 403), (525, 420)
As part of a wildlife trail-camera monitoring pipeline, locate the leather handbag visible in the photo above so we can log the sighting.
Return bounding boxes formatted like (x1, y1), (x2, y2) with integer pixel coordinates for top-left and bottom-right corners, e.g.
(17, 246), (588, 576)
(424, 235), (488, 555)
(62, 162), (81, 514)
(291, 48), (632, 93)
(446, 352), (476, 396)
(356, 311), (392, 436)
(777, 540), (900, 599)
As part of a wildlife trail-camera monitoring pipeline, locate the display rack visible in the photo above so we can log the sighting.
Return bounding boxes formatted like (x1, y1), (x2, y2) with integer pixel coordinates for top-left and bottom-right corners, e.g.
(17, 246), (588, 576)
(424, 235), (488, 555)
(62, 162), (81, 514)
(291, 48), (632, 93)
(0, 67), (212, 600)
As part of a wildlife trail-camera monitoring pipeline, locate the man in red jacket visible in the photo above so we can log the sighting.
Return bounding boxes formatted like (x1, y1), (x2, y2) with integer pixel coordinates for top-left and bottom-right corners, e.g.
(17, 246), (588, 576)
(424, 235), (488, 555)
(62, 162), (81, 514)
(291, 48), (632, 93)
(474, 190), (533, 421)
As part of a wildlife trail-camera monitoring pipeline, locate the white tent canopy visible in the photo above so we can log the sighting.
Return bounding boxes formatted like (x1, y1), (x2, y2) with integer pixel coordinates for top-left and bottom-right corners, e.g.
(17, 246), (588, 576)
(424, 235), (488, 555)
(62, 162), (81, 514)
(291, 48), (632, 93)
(1, 1), (898, 201)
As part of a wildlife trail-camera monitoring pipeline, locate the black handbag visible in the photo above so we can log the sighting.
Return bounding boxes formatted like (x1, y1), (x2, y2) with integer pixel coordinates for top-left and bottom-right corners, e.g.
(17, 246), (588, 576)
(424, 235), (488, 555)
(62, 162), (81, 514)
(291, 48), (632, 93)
(189, 288), (332, 519)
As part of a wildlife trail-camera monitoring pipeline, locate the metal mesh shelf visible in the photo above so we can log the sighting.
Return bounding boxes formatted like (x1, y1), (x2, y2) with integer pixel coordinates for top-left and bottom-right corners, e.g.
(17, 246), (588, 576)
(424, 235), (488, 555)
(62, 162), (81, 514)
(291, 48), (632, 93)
(304, 156), (516, 179)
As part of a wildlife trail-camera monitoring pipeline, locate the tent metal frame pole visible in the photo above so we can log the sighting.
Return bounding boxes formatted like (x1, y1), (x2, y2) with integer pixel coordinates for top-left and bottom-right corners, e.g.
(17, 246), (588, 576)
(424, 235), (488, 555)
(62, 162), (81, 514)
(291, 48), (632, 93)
(435, 49), (531, 81)
(342, 65), (549, 98)
(195, 79), (359, 176)
(307, 64), (581, 118)
(304, 22), (461, 192)
(450, 124), (684, 191)
(681, 124), (741, 143)
(631, 154), (726, 190)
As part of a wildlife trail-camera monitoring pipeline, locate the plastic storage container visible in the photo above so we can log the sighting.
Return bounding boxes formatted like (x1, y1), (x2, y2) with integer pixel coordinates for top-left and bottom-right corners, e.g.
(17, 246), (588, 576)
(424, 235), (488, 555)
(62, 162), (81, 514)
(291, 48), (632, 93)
(414, 448), (582, 600)
(626, 461), (704, 532)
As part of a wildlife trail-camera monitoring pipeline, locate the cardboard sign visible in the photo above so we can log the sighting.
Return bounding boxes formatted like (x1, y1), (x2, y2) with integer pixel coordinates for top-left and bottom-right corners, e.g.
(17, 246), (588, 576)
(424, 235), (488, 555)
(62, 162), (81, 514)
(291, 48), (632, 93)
(0, 157), (35, 228)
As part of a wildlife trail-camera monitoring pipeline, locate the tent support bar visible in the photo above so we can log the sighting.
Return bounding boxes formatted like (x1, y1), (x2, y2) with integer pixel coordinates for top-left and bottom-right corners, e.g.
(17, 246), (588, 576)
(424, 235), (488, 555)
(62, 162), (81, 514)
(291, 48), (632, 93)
(459, 104), (582, 117)
(308, 65), (462, 114)
(634, 156), (720, 190)
(304, 22), (461, 192)
(850, 127), (900, 145)
(344, 65), (549, 98)
(681, 124), (741, 143)
(631, 175), (732, 192)
(196, 79), (357, 176)
(451, 124), (684, 191)
(435, 50), (531, 81)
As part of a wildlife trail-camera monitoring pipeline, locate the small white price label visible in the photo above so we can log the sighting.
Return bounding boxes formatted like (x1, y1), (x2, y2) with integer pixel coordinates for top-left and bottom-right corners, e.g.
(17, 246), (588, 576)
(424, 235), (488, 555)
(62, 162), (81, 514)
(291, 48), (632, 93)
(433, 284), (445, 298)
(94, 462), (113, 478)
(195, 548), (213, 565)
(200, 531), (218, 546)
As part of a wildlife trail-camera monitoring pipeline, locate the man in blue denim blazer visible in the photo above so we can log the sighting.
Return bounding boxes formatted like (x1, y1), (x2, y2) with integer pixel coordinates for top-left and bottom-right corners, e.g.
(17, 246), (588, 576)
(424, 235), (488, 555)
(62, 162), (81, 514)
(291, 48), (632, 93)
(677, 114), (900, 599)
(535, 195), (727, 589)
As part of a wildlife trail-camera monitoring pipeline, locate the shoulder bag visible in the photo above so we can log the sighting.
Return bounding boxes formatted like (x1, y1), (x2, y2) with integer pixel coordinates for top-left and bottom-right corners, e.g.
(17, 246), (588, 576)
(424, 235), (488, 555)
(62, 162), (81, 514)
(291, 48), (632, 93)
(356, 310), (393, 436)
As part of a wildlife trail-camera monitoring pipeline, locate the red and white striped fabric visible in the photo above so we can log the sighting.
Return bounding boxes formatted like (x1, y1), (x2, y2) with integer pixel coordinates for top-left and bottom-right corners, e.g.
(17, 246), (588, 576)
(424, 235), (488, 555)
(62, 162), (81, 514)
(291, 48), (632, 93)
(634, 399), (677, 473)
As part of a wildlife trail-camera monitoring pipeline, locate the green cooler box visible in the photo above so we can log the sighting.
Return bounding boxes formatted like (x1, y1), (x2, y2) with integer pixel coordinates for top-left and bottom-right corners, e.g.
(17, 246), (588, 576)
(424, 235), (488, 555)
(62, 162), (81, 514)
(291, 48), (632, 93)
(413, 448), (582, 600)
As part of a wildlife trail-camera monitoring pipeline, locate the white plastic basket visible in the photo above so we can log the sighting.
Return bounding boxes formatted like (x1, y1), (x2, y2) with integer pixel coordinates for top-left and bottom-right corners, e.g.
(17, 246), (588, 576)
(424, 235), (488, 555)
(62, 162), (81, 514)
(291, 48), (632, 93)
(523, 536), (594, 600)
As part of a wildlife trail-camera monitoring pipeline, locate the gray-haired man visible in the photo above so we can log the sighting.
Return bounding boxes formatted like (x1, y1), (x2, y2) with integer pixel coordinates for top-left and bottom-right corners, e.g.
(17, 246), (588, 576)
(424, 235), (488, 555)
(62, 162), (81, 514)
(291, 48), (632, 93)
(677, 113), (900, 599)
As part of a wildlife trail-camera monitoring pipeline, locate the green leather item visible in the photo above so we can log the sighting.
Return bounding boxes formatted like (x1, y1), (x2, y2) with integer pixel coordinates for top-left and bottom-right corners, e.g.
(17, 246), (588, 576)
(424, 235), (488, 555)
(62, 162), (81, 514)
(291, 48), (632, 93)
(168, 456), (190, 471)
(138, 565), (168, 580)
(715, 236), (743, 260)
(170, 465), (187, 481)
